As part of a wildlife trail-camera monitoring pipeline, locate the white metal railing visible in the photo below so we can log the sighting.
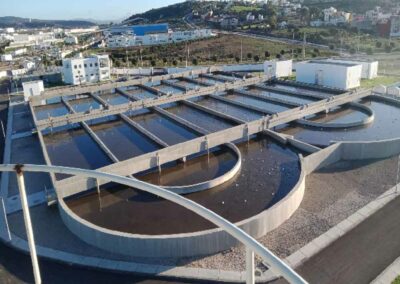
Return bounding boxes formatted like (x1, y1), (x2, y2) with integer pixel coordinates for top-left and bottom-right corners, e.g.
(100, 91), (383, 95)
(2, 164), (308, 284)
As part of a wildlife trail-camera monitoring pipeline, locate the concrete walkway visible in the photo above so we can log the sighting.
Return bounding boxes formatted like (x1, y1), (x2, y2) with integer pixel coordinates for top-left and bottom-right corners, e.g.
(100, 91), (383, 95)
(293, 193), (400, 284)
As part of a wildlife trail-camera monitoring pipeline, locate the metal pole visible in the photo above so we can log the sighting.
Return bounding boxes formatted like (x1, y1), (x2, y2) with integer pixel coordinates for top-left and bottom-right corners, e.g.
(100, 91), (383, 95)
(246, 247), (255, 284)
(15, 166), (41, 284)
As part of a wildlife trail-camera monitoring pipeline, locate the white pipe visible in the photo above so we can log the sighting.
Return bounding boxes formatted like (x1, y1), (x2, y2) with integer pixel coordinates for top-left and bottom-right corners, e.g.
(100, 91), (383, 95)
(15, 169), (42, 284)
(3, 164), (307, 284)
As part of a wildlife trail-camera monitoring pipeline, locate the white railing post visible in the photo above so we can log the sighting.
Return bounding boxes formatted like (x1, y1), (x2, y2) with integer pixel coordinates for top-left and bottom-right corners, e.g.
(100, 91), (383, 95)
(15, 166), (42, 284)
(246, 247), (255, 284)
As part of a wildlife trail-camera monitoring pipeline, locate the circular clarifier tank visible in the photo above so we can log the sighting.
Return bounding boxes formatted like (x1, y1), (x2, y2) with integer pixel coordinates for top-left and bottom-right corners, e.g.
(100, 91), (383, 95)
(280, 96), (400, 146)
(65, 136), (301, 235)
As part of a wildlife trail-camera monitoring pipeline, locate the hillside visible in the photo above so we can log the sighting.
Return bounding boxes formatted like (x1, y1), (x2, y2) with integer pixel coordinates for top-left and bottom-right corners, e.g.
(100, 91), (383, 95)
(304, 0), (395, 13)
(125, 1), (224, 24)
(0, 16), (96, 29)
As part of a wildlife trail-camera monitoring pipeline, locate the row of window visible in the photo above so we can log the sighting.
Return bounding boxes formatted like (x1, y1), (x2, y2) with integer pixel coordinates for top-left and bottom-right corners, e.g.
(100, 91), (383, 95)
(74, 62), (98, 69)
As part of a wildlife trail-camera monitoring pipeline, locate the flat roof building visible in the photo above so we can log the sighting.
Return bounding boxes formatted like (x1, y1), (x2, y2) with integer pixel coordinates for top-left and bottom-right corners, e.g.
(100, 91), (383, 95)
(62, 54), (111, 85)
(296, 60), (362, 90)
(326, 58), (379, 79)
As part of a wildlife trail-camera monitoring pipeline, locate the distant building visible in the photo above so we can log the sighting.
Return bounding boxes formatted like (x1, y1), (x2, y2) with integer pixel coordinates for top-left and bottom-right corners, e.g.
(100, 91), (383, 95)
(108, 24), (169, 36)
(64, 35), (79, 45)
(1, 54), (12, 62)
(296, 60), (362, 90)
(4, 27), (15, 34)
(322, 7), (352, 26)
(390, 15), (400, 37)
(22, 80), (44, 102)
(264, 60), (292, 78)
(23, 60), (36, 71)
(246, 13), (255, 21)
(105, 24), (213, 48)
(221, 17), (239, 29)
(62, 54), (111, 85)
(12, 48), (27, 57)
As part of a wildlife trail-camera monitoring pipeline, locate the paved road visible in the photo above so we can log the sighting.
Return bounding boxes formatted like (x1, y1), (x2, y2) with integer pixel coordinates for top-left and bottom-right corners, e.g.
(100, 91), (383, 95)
(276, 194), (400, 284)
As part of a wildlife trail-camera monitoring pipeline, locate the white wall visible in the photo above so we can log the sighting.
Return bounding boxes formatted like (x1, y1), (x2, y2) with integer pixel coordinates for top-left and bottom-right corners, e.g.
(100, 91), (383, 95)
(22, 80), (44, 102)
(296, 62), (362, 90)
(264, 60), (293, 78)
(62, 55), (110, 85)
(328, 59), (378, 79)
(1, 54), (12, 62)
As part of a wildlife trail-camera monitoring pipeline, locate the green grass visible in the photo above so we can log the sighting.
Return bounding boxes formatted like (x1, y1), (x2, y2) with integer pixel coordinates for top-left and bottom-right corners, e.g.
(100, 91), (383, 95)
(360, 76), (400, 88)
(230, 5), (261, 13)
(392, 275), (400, 284)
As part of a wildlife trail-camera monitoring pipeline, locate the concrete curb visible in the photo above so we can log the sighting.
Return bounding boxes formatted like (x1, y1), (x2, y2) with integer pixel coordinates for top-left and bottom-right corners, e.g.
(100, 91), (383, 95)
(371, 256), (400, 284)
(257, 185), (400, 283)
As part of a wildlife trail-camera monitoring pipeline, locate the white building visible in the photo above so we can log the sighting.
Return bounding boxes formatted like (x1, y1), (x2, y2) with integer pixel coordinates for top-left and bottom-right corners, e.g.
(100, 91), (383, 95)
(12, 48), (27, 57)
(22, 80), (44, 102)
(62, 54), (111, 85)
(23, 60), (36, 71)
(296, 60), (362, 90)
(106, 29), (213, 48)
(5, 27), (15, 33)
(65, 35), (79, 45)
(322, 7), (351, 26)
(264, 60), (293, 78)
(1, 54), (12, 62)
(326, 58), (378, 79)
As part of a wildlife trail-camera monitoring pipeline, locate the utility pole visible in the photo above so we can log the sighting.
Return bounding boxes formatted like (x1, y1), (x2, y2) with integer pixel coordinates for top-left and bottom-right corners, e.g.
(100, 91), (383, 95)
(302, 32), (306, 59)
(240, 38), (243, 63)
(292, 32), (295, 59)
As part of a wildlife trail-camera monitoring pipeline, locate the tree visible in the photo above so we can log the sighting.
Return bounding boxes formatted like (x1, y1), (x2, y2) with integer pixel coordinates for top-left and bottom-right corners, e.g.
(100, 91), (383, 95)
(192, 58), (198, 65)
(162, 57), (168, 64)
(280, 49), (285, 55)
(329, 44), (335, 50)
(211, 55), (217, 62)
(247, 52), (252, 59)
(264, 51), (270, 58)
(376, 41), (382, 48)
(150, 60), (156, 67)
(172, 60), (178, 66)
(235, 56), (240, 63)
(276, 54), (282, 59)
(254, 55), (260, 62)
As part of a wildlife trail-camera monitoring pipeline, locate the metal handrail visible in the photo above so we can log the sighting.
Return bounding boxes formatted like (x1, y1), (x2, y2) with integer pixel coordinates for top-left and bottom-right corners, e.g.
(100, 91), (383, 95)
(1, 163), (307, 284)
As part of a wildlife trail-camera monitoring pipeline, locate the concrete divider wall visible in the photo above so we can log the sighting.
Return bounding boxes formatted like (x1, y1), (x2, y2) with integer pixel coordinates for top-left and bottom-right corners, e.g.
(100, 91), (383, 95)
(297, 103), (375, 130)
(57, 155), (306, 258)
(164, 143), (242, 195)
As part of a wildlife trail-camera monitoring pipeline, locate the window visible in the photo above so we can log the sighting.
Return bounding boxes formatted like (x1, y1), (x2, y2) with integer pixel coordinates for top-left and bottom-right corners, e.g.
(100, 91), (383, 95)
(90, 63), (93, 67)
(79, 64), (82, 68)
(75, 75), (78, 78)
(74, 65), (77, 69)
(84, 64), (87, 68)
(91, 74), (94, 76)
(95, 63), (98, 67)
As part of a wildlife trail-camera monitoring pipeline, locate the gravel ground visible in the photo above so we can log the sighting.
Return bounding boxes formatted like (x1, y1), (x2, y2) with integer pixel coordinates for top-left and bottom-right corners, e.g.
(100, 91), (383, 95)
(185, 156), (399, 270)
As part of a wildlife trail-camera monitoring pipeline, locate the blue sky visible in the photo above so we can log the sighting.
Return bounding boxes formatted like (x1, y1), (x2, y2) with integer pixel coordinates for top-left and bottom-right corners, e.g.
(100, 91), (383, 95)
(0, 0), (184, 21)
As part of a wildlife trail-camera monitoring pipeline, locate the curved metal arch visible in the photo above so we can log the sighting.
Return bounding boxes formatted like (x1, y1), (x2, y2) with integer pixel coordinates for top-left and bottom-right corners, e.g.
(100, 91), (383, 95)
(0, 163), (307, 284)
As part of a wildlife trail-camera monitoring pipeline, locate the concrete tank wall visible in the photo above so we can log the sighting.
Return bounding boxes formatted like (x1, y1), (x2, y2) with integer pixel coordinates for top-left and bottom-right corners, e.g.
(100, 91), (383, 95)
(58, 156), (306, 258)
